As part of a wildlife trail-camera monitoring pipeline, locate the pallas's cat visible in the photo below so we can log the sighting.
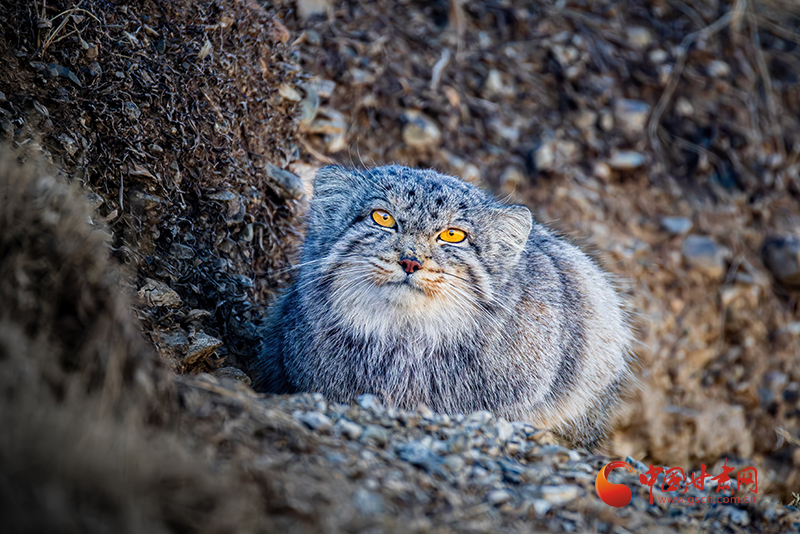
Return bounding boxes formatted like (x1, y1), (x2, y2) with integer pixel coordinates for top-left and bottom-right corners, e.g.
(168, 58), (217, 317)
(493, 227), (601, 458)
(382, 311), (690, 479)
(253, 165), (633, 449)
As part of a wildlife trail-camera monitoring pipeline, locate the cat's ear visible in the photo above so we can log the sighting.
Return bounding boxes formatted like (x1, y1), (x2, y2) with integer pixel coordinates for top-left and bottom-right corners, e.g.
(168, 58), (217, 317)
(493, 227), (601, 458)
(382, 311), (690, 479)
(312, 166), (361, 201)
(493, 205), (532, 255)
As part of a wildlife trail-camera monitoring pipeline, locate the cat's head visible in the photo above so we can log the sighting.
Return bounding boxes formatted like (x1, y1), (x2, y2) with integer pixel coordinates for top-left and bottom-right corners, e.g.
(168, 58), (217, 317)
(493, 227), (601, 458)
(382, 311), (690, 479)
(301, 165), (532, 334)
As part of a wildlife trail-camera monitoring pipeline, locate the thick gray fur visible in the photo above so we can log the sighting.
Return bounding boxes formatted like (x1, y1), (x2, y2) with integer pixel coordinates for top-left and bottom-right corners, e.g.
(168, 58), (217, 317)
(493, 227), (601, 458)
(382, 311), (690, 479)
(252, 165), (633, 449)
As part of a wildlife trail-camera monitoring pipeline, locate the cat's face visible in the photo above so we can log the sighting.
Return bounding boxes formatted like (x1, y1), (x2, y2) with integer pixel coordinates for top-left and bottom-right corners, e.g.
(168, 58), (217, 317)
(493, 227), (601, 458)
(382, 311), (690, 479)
(301, 166), (532, 336)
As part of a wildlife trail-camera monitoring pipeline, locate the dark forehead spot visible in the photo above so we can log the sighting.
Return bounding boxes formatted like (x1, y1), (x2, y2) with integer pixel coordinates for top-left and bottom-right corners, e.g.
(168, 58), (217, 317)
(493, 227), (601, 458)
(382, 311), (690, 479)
(458, 202), (468, 210)
(407, 189), (415, 197)
(435, 197), (444, 207)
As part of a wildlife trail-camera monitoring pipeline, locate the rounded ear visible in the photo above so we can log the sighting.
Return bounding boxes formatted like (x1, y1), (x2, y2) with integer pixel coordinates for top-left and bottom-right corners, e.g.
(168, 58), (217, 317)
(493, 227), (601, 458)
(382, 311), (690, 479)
(312, 166), (358, 200)
(497, 204), (533, 255)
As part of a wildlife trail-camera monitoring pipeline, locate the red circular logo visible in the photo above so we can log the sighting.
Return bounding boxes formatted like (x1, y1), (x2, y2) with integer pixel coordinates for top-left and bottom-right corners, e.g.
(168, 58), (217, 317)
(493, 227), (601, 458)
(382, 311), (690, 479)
(596, 461), (636, 507)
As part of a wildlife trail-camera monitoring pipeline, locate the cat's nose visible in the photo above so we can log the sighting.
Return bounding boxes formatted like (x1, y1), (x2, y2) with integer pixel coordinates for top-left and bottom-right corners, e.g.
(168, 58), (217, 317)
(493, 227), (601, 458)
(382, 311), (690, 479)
(399, 257), (422, 274)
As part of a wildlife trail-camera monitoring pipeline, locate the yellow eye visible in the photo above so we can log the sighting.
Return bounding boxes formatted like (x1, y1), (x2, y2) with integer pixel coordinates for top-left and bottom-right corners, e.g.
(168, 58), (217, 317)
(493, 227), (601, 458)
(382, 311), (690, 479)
(439, 228), (466, 243)
(371, 209), (396, 228)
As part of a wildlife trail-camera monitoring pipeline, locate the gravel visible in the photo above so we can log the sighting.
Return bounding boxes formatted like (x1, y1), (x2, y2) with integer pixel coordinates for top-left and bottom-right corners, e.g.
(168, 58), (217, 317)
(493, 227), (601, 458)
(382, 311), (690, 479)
(200, 387), (796, 533)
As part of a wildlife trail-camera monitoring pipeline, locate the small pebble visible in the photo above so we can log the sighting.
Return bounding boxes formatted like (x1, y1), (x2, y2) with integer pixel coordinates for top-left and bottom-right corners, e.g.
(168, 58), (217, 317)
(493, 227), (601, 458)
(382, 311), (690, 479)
(295, 411), (333, 431)
(661, 216), (693, 235)
(397, 440), (443, 474)
(182, 332), (222, 367)
(540, 485), (581, 505)
(333, 419), (364, 439)
(608, 150), (645, 170)
(529, 498), (552, 517)
(361, 425), (389, 447)
(487, 489), (512, 505)
(626, 27), (652, 49)
(352, 488), (384, 516)
(401, 111), (442, 148)
(613, 99), (650, 138)
(466, 410), (494, 425)
(123, 101), (141, 120)
(357, 394), (383, 412)
(762, 235), (800, 286)
(682, 234), (728, 278)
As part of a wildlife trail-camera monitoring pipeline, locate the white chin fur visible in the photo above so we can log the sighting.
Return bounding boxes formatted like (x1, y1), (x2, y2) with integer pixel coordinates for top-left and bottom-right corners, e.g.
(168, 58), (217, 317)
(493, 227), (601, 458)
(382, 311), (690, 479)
(327, 273), (478, 342)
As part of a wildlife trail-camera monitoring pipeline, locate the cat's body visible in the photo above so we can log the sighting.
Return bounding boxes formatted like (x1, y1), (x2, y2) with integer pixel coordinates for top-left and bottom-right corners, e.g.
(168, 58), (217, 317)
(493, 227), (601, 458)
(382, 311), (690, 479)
(252, 165), (633, 449)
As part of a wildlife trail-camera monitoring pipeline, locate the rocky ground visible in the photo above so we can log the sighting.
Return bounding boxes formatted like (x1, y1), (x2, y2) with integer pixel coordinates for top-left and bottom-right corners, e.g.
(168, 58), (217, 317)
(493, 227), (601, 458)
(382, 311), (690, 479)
(2, 0), (800, 532)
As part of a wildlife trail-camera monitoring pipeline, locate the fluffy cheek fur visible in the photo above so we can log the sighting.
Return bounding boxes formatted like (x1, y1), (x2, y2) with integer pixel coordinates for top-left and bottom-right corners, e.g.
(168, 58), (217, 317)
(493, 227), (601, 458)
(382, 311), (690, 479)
(322, 241), (488, 340)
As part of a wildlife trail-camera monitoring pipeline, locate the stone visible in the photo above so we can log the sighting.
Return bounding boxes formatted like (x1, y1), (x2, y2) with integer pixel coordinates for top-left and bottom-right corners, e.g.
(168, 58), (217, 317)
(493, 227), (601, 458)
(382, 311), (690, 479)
(461, 163), (481, 185)
(529, 498), (552, 517)
(137, 278), (182, 308)
(307, 107), (347, 152)
(706, 60), (731, 78)
(152, 329), (189, 366)
(85, 193), (105, 211)
(495, 419), (514, 442)
(764, 371), (789, 392)
(298, 84), (320, 126)
(213, 366), (252, 386)
(483, 69), (504, 97)
(442, 454), (465, 473)
(661, 216), (693, 235)
(535, 142), (555, 171)
(295, 411), (333, 432)
(486, 489), (512, 505)
(416, 403), (434, 418)
(573, 110), (597, 130)
(47, 63), (81, 86)
(401, 111), (442, 148)
(357, 394), (383, 412)
(58, 134), (78, 156)
(762, 235), (800, 286)
(599, 110), (614, 131)
(334, 418), (363, 440)
(540, 485), (581, 505)
(361, 425), (389, 447)
(649, 49), (668, 64)
(535, 140), (579, 172)
(626, 27), (652, 49)
(182, 332), (223, 366)
(352, 488), (384, 516)
(265, 163), (305, 200)
(297, 0), (332, 21)
(123, 101), (141, 120)
(613, 99), (650, 138)
(466, 410), (494, 425)
(682, 235), (729, 278)
(608, 150), (645, 170)
(715, 505), (750, 526)
(397, 440), (443, 474)
(277, 83), (302, 102)
(675, 97), (694, 116)
(593, 162), (612, 180)
(551, 44), (579, 68)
